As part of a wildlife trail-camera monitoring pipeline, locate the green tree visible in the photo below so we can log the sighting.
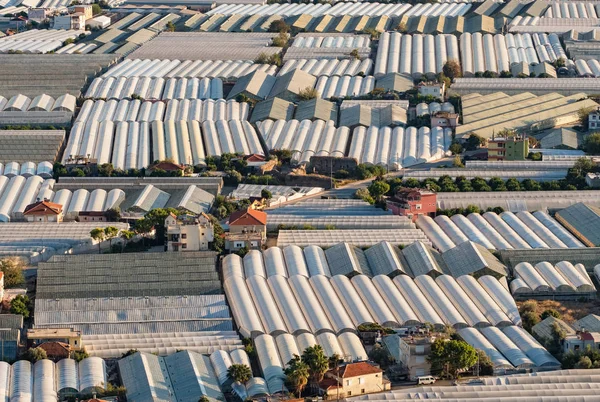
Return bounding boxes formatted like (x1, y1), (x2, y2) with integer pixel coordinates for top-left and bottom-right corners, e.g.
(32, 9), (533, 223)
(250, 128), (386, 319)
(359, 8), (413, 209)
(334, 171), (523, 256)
(465, 134), (485, 151)
(368, 344), (394, 368)
(90, 227), (105, 253)
(0, 257), (25, 287)
(10, 295), (30, 318)
(349, 49), (360, 59)
(465, 204), (480, 215)
(302, 345), (329, 392)
(578, 106), (595, 128)
(453, 155), (464, 167)
(268, 19), (290, 33)
(198, 396), (210, 402)
(120, 230), (135, 252)
(73, 350), (89, 362)
(541, 309), (561, 320)
(91, 3), (101, 14)
(261, 189), (272, 200)
(122, 349), (139, 358)
(576, 356), (593, 369)
(285, 355), (310, 397)
(475, 350), (494, 376)
(521, 311), (540, 332)
(428, 339), (478, 379)
(368, 180), (390, 199)
(355, 188), (374, 204)
(104, 226), (120, 248)
(166, 21), (176, 32)
(442, 59), (462, 81)
(522, 179), (541, 191)
(103, 207), (121, 222)
(505, 178), (521, 191)
(584, 133), (600, 155)
(228, 363), (252, 385)
(23, 347), (47, 363)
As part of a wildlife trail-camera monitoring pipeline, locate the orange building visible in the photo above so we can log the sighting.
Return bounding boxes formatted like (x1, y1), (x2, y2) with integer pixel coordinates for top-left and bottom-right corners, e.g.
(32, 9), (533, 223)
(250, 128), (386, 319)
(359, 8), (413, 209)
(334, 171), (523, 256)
(386, 188), (437, 222)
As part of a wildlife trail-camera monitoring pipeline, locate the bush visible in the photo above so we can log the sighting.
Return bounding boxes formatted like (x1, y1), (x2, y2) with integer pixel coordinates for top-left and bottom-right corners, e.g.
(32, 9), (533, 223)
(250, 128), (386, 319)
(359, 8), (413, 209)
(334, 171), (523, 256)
(268, 19), (290, 33)
(10, 295), (30, 318)
(91, 3), (101, 14)
(541, 309), (561, 320)
(271, 32), (288, 47)
(298, 86), (318, 101)
(23, 347), (47, 363)
(585, 132), (600, 155)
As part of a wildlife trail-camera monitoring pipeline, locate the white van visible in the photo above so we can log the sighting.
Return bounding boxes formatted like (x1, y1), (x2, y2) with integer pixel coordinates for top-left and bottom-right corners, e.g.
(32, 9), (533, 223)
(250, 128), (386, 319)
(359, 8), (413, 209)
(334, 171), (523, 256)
(417, 376), (436, 385)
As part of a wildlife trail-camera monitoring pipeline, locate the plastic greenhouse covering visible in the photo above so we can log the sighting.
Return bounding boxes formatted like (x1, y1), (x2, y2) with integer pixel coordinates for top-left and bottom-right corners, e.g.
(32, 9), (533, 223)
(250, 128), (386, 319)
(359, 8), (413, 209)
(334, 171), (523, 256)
(414, 275), (468, 329)
(275, 333), (300, 368)
(267, 275), (311, 335)
(309, 275), (355, 334)
(254, 334), (287, 394)
(480, 327), (535, 369)
(246, 275), (287, 335)
(502, 326), (561, 368)
(288, 275), (333, 334)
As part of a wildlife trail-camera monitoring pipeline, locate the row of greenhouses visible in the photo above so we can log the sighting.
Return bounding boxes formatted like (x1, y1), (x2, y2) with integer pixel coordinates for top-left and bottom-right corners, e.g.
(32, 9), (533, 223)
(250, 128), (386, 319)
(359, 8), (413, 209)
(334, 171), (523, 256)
(511, 261), (596, 296)
(64, 119), (263, 168)
(0, 357), (106, 402)
(315, 75), (376, 99)
(0, 93), (76, 113)
(0, 161), (53, 178)
(85, 76), (225, 100)
(223, 268), (522, 338)
(74, 99), (249, 126)
(416, 211), (584, 252)
(278, 58), (373, 77)
(101, 58), (277, 80)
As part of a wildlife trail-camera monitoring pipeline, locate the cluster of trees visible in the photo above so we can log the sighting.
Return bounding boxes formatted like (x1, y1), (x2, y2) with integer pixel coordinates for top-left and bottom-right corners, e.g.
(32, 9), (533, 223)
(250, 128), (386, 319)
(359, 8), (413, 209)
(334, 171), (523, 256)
(428, 338), (479, 379)
(519, 300), (562, 332)
(355, 179), (390, 205)
(255, 52), (282, 67)
(385, 173), (586, 194)
(436, 205), (505, 217)
(53, 162), (185, 180)
(10, 295), (31, 318)
(90, 226), (135, 253)
(585, 132), (600, 155)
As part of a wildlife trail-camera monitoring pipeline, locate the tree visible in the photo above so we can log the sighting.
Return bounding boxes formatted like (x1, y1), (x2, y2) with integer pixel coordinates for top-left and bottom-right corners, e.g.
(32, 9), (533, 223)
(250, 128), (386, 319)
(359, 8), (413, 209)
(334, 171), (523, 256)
(121, 349), (139, 358)
(521, 311), (540, 332)
(272, 32), (288, 47)
(585, 133), (600, 155)
(428, 339), (477, 379)
(505, 178), (521, 191)
(577, 106), (595, 128)
(465, 134), (485, 151)
(103, 207), (121, 222)
(90, 227), (105, 253)
(166, 21), (176, 32)
(453, 155), (464, 167)
(368, 344), (394, 368)
(349, 49), (360, 59)
(120, 230), (135, 252)
(104, 226), (120, 248)
(448, 142), (463, 155)
(268, 19), (290, 33)
(73, 350), (89, 362)
(302, 345), (329, 392)
(355, 188), (374, 204)
(541, 309), (561, 320)
(10, 295), (30, 318)
(24, 347), (47, 363)
(298, 86), (318, 101)
(261, 189), (272, 200)
(198, 396), (210, 402)
(0, 257), (25, 287)
(285, 355), (310, 397)
(228, 363), (252, 385)
(576, 356), (593, 369)
(368, 180), (390, 199)
(91, 3), (101, 14)
(442, 59), (462, 81)
(476, 350), (494, 376)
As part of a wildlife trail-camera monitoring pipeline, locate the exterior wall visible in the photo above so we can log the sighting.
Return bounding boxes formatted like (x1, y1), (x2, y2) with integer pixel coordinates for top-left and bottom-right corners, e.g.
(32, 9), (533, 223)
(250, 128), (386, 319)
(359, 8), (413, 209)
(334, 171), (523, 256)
(26, 213), (62, 223)
(564, 335), (600, 353)
(388, 193), (437, 222)
(72, 5), (93, 19)
(310, 156), (359, 175)
(28, 8), (49, 21)
(398, 338), (432, 379)
(0, 341), (18, 361)
(165, 215), (214, 251)
(589, 111), (600, 130)
(224, 234), (263, 251)
(419, 83), (445, 98)
(488, 137), (529, 161)
(53, 14), (86, 30)
(431, 114), (458, 128)
(324, 372), (388, 399)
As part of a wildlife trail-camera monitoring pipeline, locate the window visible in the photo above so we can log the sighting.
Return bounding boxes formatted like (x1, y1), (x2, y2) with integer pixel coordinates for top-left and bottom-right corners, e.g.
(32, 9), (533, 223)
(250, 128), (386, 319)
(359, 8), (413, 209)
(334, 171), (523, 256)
(415, 345), (425, 354)
(182, 243), (187, 249)
(234, 241), (245, 248)
(416, 356), (425, 364)
(347, 391), (352, 396)
(346, 380), (351, 386)
(359, 378), (364, 384)
(415, 204), (422, 210)
(181, 233), (187, 239)
(361, 389), (365, 394)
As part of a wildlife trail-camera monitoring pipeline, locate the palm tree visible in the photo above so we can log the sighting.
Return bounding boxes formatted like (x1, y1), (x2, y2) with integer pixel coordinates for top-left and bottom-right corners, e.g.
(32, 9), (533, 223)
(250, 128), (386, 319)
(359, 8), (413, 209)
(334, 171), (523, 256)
(285, 355), (309, 397)
(302, 345), (329, 394)
(104, 226), (119, 249)
(228, 363), (252, 390)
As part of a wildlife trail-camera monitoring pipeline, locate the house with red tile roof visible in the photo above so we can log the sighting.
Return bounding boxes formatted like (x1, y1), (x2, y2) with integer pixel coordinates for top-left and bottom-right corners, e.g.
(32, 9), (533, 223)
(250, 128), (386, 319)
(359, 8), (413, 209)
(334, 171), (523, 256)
(225, 208), (267, 251)
(23, 200), (64, 223)
(319, 362), (390, 399)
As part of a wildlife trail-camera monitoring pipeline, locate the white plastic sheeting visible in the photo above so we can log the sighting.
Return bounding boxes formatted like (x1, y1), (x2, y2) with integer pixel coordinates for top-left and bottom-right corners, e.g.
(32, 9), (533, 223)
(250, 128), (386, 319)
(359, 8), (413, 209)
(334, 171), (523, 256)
(372, 275), (421, 327)
(480, 326), (536, 369)
(254, 334), (287, 394)
(246, 275), (288, 335)
(288, 275), (333, 334)
(414, 275), (468, 329)
(330, 275), (375, 327)
(224, 276), (265, 337)
(309, 275), (355, 334)
(267, 275), (311, 335)
(352, 275), (399, 327)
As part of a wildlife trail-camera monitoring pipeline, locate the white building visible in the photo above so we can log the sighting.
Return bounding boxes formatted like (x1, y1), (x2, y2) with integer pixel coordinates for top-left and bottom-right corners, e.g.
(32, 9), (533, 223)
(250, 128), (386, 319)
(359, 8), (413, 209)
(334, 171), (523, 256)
(86, 15), (111, 29)
(53, 13), (86, 30)
(165, 213), (214, 252)
(418, 82), (445, 99)
(590, 108), (600, 130)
